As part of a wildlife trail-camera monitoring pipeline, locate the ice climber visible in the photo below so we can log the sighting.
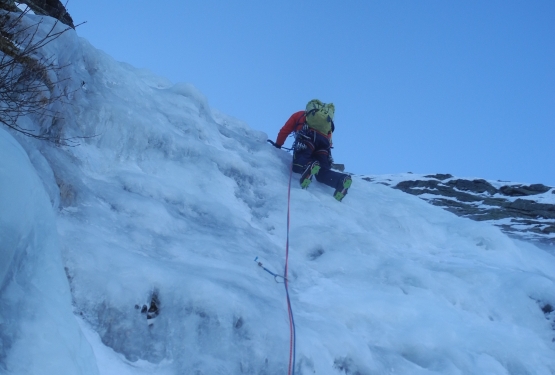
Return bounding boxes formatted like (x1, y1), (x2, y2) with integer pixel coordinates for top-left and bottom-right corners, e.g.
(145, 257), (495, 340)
(269, 99), (352, 202)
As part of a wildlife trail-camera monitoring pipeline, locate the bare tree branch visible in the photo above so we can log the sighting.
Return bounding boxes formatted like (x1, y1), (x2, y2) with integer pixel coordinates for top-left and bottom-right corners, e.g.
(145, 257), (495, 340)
(0, 7), (94, 146)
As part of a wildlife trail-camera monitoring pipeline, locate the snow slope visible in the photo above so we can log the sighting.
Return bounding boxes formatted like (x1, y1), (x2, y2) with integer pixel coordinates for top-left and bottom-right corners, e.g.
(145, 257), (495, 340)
(1, 13), (555, 375)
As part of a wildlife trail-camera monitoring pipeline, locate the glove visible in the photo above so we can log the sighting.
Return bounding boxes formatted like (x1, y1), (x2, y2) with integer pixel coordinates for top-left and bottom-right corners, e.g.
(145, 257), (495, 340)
(267, 139), (281, 149)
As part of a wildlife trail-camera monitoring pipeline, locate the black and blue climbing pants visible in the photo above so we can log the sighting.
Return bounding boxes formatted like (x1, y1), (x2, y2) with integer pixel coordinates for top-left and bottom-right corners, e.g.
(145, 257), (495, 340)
(292, 130), (347, 190)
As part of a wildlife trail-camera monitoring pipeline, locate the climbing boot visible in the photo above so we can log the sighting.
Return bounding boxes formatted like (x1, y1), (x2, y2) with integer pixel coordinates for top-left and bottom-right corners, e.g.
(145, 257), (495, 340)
(300, 161), (320, 189)
(333, 176), (352, 202)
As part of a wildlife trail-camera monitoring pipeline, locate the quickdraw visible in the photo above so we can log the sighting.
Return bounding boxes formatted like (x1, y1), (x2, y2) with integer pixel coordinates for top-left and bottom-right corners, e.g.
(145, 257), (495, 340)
(253, 257), (287, 283)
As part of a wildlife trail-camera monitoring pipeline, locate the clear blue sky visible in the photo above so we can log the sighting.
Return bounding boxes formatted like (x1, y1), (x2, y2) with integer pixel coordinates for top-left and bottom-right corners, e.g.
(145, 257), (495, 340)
(68, 1), (554, 185)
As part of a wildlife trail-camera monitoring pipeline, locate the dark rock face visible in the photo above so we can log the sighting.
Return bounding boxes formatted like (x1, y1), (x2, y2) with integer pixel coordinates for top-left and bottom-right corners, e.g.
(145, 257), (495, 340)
(1, 0), (74, 28)
(499, 184), (551, 197)
(447, 179), (499, 195)
(424, 173), (453, 180)
(369, 174), (555, 246)
(28, 0), (74, 28)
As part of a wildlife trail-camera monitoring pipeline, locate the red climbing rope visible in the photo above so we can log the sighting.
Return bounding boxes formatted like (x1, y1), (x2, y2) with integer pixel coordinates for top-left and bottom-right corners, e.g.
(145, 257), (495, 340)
(284, 160), (296, 375)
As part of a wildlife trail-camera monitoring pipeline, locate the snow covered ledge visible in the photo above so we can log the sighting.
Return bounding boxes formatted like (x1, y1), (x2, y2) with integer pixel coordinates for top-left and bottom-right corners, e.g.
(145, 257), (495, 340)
(0, 128), (97, 374)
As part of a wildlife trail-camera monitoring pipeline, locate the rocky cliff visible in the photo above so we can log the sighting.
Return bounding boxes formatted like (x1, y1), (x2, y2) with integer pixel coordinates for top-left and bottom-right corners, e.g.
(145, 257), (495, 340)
(1, 0), (74, 28)
(362, 173), (555, 247)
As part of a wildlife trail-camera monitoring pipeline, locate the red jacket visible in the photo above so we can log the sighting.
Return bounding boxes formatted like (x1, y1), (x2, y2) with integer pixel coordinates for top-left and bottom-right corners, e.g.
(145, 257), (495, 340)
(275, 111), (333, 147)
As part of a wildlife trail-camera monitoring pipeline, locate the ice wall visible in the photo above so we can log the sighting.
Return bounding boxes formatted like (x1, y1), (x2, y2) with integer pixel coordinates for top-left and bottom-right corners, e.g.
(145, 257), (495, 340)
(0, 128), (98, 374)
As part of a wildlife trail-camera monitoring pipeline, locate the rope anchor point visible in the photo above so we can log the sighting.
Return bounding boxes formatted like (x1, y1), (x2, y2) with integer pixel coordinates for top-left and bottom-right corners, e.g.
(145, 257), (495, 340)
(254, 257), (287, 283)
